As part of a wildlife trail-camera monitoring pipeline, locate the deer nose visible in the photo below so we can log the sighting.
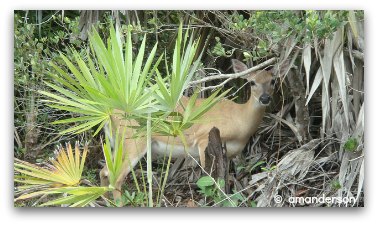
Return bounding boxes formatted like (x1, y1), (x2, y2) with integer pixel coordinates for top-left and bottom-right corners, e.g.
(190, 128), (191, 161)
(259, 94), (271, 105)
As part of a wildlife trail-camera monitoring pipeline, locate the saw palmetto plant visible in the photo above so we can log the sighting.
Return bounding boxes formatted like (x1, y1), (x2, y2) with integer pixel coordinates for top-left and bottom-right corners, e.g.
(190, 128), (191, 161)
(39, 25), (160, 135)
(14, 142), (112, 207)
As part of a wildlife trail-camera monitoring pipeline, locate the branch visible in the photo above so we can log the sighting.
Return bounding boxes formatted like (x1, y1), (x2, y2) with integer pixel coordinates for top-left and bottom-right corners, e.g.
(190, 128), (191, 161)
(199, 77), (233, 92)
(189, 57), (277, 86)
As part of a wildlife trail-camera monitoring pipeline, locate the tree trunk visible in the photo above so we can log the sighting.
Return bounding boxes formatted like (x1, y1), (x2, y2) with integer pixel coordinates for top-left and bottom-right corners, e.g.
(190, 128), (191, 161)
(204, 127), (230, 194)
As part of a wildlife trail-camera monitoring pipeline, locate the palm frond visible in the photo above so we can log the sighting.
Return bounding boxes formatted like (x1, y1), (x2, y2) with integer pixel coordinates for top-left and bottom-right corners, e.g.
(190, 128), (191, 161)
(40, 24), (160, 135)
(15, 142), (87, 191)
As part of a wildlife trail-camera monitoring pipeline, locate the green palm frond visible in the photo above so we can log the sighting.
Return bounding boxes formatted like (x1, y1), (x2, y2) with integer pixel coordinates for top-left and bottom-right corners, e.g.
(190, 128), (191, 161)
(181, 88), (230, 129)
(102, 129), (126, 187)
(150, 22), (230, 142)
(39, 186), (111, 207)
(154, 23), (202, 112)
(40, 24), (161, 135)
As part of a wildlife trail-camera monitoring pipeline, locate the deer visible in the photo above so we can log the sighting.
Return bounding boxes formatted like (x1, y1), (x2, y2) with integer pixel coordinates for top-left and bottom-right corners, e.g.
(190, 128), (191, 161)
(100, 59), (275, 202)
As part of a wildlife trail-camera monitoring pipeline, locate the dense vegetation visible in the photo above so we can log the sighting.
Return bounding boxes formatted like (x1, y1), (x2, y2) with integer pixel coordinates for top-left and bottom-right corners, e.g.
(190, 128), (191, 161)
(14, 10), (364, 207)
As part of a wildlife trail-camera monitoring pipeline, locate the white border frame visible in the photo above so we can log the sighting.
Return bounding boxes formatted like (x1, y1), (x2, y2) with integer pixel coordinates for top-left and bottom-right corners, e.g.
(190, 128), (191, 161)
(2, 1), (375, 224)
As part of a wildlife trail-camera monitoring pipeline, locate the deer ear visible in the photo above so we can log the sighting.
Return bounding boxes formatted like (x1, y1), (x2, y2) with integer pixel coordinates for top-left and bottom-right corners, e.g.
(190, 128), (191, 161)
(272, 59), (291, 77)
(232, 59), (248, 73)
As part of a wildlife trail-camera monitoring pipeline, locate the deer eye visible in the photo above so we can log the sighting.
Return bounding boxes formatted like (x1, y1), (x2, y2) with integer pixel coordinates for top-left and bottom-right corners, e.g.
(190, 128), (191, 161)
(270, 79), (276, 85)
(250, 80), (256, 86)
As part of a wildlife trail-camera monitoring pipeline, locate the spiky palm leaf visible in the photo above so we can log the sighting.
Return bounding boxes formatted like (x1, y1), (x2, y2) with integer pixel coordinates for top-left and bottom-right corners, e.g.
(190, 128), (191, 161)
(14, 143), (111, 207)
(14, 142), (87, 191)
(40, 25), (161, 135)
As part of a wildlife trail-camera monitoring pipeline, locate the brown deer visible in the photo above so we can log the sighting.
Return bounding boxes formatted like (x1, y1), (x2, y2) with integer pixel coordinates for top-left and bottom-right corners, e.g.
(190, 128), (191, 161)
(100, 59), (275, 202)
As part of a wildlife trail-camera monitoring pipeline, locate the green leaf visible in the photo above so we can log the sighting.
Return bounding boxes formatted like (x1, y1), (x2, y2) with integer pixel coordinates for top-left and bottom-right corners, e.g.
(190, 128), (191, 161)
(217, 179), (225, 188)
(196, 176), (215, 188)
(344, 138), (358, 152)
(249, 161), (266, 172)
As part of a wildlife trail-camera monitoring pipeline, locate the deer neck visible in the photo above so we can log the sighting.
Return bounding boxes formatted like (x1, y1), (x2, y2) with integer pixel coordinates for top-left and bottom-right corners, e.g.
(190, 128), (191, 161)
(242, 93), (267, 136)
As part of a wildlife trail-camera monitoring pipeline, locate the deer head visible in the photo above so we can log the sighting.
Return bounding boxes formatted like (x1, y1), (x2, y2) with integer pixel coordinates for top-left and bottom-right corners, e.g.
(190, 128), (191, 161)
(232, 59), (275, 106)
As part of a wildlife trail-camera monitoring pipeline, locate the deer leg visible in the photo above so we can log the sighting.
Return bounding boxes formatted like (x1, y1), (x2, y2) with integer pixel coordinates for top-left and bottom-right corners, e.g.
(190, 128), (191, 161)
(100, 167), (110, 198)
(112, 140), (148, 206)
(197, 139), (209, 169)
(100, 167), (109, 186)
(112, 163), (130, 206)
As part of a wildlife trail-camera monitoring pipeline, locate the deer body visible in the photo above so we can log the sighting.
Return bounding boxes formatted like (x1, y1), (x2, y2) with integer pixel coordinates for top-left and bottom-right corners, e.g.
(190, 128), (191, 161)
(100, 59), (274, 201)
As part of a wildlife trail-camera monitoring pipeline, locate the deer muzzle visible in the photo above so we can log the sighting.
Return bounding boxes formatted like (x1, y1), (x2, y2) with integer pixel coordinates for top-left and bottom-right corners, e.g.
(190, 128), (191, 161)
(259, 93), (271, 105)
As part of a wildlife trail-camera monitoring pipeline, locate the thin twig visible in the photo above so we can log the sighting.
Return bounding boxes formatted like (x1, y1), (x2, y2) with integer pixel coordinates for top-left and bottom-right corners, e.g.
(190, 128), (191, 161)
(189, 57), (277, 86)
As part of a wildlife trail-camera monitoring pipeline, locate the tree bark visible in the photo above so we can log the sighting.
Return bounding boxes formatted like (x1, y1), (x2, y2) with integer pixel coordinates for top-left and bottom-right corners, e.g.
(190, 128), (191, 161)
(204, 127), (229, 193)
